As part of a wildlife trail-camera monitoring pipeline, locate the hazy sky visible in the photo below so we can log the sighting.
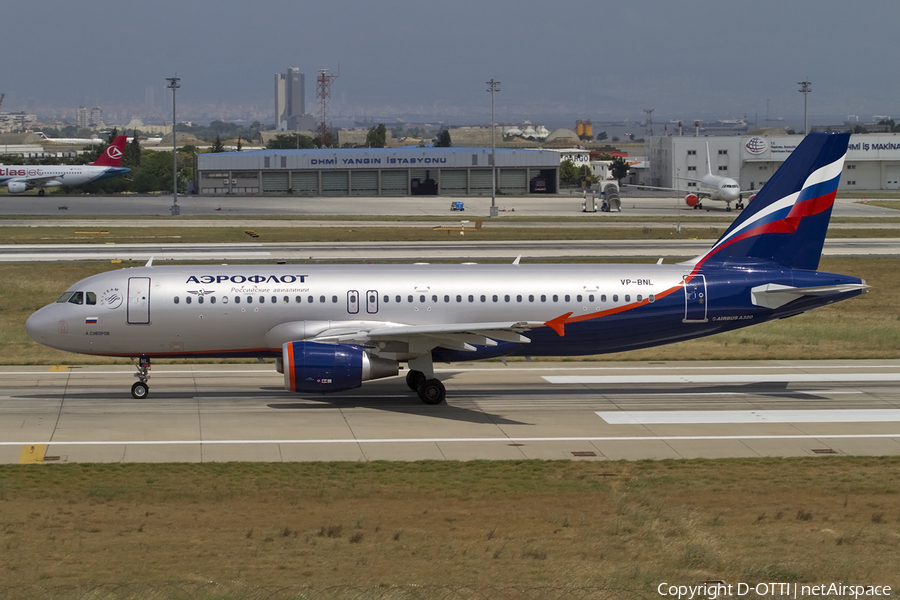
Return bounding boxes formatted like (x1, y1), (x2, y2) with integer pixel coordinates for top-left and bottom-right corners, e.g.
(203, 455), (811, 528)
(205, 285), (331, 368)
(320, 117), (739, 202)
(4, 0), (899, 125)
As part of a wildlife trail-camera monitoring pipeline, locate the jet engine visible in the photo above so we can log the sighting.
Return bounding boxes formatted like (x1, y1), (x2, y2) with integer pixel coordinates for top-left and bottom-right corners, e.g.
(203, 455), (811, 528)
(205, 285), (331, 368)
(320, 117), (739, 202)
(7, 181), (28, 194)
(684, 193), (699, 208)
(281, 341), (398, 393)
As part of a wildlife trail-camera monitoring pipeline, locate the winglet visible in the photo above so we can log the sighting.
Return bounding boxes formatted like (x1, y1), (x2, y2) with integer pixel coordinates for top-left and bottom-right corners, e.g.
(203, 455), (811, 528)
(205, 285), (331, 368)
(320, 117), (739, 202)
(544, 312), (572, 337)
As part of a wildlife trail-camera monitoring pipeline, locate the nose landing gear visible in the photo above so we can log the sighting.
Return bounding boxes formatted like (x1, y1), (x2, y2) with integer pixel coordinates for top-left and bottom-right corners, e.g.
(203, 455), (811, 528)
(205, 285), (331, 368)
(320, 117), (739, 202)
(131, 357), (151, 399)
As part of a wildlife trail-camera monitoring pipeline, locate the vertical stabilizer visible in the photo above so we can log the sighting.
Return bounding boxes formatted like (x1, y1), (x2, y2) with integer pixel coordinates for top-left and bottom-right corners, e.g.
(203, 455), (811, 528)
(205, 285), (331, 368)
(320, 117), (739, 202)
(691, 132), (850, 270)
(91, 136), (128, 167)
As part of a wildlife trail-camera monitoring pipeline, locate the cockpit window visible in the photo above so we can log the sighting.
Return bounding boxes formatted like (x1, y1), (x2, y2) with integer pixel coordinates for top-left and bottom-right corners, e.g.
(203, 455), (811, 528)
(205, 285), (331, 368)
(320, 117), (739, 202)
(56, 291), (75, 303)
(67, 292), (84, 305)
(86, 292), (97, 305)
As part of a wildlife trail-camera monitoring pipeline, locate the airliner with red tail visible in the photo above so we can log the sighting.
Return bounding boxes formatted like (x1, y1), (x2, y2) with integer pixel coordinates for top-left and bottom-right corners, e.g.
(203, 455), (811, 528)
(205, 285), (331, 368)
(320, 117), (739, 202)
(0, 135), (129, 196)
(26, 133), (867, 403)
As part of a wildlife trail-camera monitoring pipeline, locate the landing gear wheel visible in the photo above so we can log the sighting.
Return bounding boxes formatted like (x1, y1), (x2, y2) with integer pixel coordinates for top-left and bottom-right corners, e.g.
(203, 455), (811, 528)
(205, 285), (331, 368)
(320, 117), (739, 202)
(417, 378), (446, 405)
(131, 381), (149, 399)
(38, 189), (45, 197)
(406, 370), (426, 391)
(726, 205), (732, 212)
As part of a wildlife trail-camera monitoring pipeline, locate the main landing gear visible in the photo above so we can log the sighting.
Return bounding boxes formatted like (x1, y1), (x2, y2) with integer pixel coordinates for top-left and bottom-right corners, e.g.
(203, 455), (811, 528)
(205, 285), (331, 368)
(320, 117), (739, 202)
(131, 357), (151, 399)
(405, 369), (446, 405)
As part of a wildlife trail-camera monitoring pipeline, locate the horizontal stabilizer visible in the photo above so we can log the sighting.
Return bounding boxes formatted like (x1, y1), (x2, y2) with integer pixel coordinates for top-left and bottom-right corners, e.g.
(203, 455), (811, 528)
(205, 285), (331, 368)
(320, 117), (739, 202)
(750, 282), (869, 310)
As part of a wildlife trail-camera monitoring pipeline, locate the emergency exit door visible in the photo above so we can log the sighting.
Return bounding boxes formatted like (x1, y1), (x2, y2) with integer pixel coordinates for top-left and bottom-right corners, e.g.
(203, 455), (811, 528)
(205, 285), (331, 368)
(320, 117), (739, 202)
(127, 277), (151, 324)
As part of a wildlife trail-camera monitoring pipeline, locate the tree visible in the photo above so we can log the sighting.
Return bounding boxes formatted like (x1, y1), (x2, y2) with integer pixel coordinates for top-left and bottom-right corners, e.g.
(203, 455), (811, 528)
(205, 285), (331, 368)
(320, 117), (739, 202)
(267, 133), (315, 149)
(559, 159), (580, 186)
(434, 129), (452, 147)
(365, 123), (387, 148)
(210, 135), (226, 153)
(596, 131), (608, 141)
(123, 131), (141, 168)
(236, 138), (243, 152)
(609, 157), (630, 183)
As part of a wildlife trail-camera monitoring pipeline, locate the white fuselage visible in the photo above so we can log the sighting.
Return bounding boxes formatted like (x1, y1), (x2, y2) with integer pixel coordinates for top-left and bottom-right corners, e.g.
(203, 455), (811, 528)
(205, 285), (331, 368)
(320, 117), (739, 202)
(698, 173), (741, 202)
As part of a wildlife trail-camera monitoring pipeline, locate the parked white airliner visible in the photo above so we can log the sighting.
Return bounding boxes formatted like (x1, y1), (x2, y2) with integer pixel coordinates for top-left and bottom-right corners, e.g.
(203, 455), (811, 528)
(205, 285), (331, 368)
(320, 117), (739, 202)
(26, 133), (866, 404)
(628, 143), (753, 211)
(0, 136), (129, 196)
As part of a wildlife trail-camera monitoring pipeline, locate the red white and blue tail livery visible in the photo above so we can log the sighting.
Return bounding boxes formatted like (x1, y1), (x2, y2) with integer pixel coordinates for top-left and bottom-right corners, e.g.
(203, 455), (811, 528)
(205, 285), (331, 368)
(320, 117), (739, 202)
(26, 133), (867, 403)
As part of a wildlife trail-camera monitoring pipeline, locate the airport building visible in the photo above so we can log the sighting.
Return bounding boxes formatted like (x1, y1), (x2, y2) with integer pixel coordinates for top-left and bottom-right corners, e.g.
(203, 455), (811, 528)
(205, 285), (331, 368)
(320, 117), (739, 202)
(196, 146), (561, 196)
(647, 133), (900, 192)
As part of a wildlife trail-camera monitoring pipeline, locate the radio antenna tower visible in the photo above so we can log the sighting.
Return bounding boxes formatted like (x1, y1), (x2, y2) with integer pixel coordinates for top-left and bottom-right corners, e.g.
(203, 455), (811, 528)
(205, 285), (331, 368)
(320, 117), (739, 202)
(316, 68), (339, 145)
(644, 108), (654, 138)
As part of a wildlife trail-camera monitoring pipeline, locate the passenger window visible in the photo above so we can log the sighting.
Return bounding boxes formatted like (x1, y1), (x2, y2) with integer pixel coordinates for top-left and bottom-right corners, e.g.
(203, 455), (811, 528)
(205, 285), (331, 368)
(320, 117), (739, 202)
(396, 295), (401, 303)
(420, 295), (426, 303)
(468, 295), (474, 303)
(589, 294), (594, 302)
(540, 295), (546, 302)
(504, 295), (510, 302)
(283, 296), (289, 303)
(273, 296), (279, 304)
(492, 295), (498, 302)
(625, 295), (631, 302)
(222, 296), (229, 304)
(444, 295), (450, 303)
(649, 295), (655, 303)
(516, 295), (522, 302)
(68, 292), (84, 305)
(174, 297), (180, 304)
(211, 297), (217, 305)
(565, 295), (570, 302)
(552, 295), (558, 302)
(384, 295), (389, 303)
(600, 295), (606, 302)
(320, 296), (326, 303)
(432, 295), (438, 303)
(247, 296), (253, 304)
(408, 295), (414, 303)
(637, 295), (642, 302)
(198, 296), (204, 304)
(480, 295), (486, 302)
(613, 295), (618, 302)
(235, 296), (241, 304)
(577, 295), (582, 302)
(295, 296), (302, 303)
(86, 292), (97, 305)
(307, 296), (314, 303)
(456, 295), (462, 302)
(332, 296), (338, 303)
(186, 296), (192, 305)
(259, 296), (265, 304)
(529, 295), (534, 302)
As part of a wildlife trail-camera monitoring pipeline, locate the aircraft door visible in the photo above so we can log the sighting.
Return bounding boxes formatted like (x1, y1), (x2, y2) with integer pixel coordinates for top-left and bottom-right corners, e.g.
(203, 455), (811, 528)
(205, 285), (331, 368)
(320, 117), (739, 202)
(683, 275), (708, 323)
(366, 290), (378, 314)
(347, 290), (359, 314)
(127, 277), (151, 324)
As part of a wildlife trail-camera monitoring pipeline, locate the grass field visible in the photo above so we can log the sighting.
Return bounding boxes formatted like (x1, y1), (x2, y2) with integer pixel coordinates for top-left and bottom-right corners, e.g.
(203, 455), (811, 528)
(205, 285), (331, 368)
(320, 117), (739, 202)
(3, 256), (898, 365)
(1, 459), (898, 591)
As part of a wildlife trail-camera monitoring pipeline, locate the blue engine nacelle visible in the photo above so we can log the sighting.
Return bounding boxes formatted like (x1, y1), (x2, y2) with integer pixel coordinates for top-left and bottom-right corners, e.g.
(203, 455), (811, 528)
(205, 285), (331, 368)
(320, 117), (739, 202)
(282, 341), (398, 393)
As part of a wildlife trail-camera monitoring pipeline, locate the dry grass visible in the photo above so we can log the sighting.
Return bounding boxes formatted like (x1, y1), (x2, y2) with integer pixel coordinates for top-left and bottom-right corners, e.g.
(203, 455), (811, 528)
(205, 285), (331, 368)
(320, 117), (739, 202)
(1, 459), (898, 588)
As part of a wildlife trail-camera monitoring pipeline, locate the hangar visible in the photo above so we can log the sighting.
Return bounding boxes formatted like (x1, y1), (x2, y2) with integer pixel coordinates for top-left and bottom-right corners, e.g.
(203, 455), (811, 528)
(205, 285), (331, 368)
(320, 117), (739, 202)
(195, 146), (560, 196)
(647, 133), (900, 192)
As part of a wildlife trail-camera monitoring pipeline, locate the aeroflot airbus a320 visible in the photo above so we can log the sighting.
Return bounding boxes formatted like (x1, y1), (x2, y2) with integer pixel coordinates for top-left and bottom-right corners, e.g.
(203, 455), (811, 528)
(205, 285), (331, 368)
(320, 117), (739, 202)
(27, 133), (867, 404)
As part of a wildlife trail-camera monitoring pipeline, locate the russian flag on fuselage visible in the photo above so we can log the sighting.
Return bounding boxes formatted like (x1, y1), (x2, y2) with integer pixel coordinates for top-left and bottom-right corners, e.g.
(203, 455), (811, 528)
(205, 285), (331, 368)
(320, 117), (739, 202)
(694, 132), (850, 271)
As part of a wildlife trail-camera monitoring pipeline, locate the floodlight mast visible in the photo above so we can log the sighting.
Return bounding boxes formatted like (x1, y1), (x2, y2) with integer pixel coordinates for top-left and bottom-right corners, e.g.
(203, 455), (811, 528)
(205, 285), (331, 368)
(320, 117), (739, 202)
(798, 79), (811, 135)
(487, 78), (500, 217)
(166, 76), (181, 215)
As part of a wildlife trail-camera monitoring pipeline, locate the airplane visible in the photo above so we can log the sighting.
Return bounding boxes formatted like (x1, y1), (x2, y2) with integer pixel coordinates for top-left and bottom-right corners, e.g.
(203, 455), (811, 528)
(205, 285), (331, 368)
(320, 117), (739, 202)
(35, 132), (106, 146)
(26, 132), (867, 404)
(0, 135), (129, 196)
(626, 142), (753, 212)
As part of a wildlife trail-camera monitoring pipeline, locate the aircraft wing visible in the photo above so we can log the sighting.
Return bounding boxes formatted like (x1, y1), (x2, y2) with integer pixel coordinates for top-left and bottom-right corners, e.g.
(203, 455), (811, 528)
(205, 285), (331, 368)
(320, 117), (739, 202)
(14, 175), (63, 188)
(309, 320), (541, 352)
(622, 183), (709, 197)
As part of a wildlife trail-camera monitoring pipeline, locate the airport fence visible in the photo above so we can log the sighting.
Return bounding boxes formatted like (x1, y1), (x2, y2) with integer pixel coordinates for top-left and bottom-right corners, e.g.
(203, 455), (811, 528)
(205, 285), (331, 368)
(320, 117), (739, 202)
(0, 583), (645, 600)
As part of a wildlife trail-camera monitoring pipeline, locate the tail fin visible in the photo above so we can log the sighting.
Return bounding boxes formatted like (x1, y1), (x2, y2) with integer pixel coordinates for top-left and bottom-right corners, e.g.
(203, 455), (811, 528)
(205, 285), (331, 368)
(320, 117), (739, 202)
(692, 132), (849, 271)
(705, 142), (712, 176)
(91, 135), (128, 167)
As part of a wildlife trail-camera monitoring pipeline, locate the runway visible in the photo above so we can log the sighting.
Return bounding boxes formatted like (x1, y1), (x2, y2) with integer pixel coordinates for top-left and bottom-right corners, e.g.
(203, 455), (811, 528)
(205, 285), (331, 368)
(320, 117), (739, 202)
(3, 360), (900, 464)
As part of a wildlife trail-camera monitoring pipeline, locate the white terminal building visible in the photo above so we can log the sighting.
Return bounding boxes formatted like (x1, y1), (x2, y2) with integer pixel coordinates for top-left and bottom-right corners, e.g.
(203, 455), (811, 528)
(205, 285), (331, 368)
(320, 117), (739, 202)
(196, 146), (561, 196)
(647, 133), (900, 192)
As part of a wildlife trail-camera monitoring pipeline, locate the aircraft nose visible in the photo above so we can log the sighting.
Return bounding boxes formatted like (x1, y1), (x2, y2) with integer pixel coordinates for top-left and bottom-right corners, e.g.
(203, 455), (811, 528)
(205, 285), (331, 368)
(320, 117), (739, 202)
(25, 306), (57, 346)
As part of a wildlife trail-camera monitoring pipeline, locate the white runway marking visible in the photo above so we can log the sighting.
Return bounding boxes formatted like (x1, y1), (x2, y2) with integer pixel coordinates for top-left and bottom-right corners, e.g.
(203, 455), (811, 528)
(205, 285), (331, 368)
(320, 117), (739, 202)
(597, 409), (900, 425)
(545, 373), (900, 384)
(3, 433), (900, 447)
